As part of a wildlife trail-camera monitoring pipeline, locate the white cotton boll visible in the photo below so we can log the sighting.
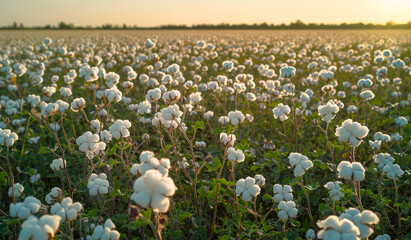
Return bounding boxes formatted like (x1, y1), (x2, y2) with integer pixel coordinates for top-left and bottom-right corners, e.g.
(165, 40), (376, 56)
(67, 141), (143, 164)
(383, 162), (404, 179)
(8, 183), (24, 198)
(272, 103), (291, 121)
(108, 120), (131, 139)
(306, 229), (316, 240)
(335, 119), (368, 147)
(277, 200), (298, 220)
(317, 216), (360, 240)
(19, 215), (61, 240)
(288, 153), (312, 177)
(318, 101), (340, 122)
(254, 174), (265, 186)
(235, 177), (260, 202)
(220, 133), (236, 147)
(131, 169), (177, 213)
(227, 110), (245, 125)
(273, 184), (293, 202)
(71, 97), (86, 112)
(374, 234), (391, 240)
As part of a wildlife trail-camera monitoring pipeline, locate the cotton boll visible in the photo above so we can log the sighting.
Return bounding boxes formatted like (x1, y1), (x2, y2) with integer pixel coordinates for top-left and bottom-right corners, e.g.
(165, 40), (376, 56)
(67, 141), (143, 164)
(235, 177), (260, 201)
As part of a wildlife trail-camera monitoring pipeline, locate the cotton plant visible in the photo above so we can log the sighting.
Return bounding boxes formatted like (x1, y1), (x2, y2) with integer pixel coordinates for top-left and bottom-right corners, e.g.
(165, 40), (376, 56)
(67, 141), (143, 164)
(50, 197), (83, 223)
(235, 177), (261, 201)
(130, 151), (171, 176)
(130, 169), (177, 213)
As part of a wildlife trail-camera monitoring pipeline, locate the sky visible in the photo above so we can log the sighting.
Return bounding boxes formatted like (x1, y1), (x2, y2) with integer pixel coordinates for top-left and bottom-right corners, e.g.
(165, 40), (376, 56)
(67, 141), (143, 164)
(0, 0), (410, 27)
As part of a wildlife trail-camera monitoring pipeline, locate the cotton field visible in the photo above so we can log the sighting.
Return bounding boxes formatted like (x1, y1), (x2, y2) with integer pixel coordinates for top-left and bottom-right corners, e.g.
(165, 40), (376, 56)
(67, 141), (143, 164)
(0, 30), (410, 240)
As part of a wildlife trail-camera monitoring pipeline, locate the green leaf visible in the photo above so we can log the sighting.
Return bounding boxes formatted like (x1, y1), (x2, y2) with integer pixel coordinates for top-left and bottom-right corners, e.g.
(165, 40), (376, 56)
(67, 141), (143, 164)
(176, 209), (193, 221)
(38, 146), (52, 154)
(250, 165), (261, 171)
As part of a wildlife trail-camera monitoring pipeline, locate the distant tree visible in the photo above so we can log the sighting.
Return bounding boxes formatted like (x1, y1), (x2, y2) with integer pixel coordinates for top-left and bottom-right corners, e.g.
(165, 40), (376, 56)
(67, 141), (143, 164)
(19, 23), (24, 29)
(12, 22), (18, 29)
(58, 21), (74, 29)
(122, 24), (127, 29)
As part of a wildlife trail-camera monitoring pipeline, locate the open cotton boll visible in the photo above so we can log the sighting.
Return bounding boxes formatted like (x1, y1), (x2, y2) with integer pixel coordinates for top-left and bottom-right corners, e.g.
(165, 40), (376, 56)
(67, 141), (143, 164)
(288, 153), (313, 177)
(18, 215), (61, 240)
(305, 229), (316, 240)
(104, 87), (122, 102)
(254, 174), (265, 186)
(161, 104), (183, 120)
(162, 90), (181, 104)
(130, 151), (170, 176)
(383, 162), (404, 179)
(87, 173), (109, 196)
(273, 184), (293, 202)
(0, 129), (19, 147)
(373, 153), (394, 169)
(335, 119), (369, 147)
(131, 169), (177, 213)
(337, 161), (365, 181)
(272, 103), (291, 121)
(227, 147), (245, 163)
(10, 196), (41, 219)
(374, 234), (391, 240)
(318, 101), (339, 122)
(317, 215), (360, 240)
(8, 183), (24, 198)
(104, 72), (120, 88)
(339, 208), (379, 238)
(277, 200), (298, 220)
(50, 197), (83, 223)
(108, 120), (131, 139)
(91, 218), (120, 240)
(76, 131), (101, 152)
(235, 177), (261, 201)
(70, 97), (86, 112)
(227, 110), (245, 125)
(220, 133), (236, 147)
(324, 181), (344, 201)
(45, 187), (62, 204)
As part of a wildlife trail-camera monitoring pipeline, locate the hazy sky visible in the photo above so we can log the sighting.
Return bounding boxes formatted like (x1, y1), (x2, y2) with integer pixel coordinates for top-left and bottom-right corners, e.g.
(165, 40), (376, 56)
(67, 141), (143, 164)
(0, 0), (410, 27)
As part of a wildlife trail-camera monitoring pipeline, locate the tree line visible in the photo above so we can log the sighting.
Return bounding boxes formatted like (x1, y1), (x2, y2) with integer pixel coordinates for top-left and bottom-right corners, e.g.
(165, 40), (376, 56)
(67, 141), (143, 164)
(2, 20), (411, 30)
